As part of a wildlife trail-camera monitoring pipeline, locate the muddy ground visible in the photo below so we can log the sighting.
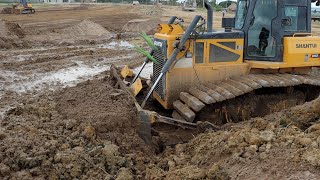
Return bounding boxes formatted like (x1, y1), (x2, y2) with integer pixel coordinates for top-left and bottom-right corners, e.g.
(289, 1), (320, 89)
(0, 3), (320, 180)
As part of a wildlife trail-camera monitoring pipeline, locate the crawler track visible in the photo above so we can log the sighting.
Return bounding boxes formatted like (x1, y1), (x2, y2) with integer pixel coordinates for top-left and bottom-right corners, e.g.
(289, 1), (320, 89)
(172, 73), (320, 123)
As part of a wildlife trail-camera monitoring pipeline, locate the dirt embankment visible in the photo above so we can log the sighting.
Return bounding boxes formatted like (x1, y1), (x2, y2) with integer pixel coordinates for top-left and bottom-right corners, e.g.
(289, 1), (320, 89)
(0, 19), (113, 50)
(149, 97), (320, 179)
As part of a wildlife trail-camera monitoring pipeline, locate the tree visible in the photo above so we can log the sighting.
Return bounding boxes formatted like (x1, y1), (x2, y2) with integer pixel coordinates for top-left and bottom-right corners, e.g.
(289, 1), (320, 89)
(195, 0), (203, 8)
(210, 0), (216, 6)
(218, 0), (233, 8)
(169, 0), (178, 6)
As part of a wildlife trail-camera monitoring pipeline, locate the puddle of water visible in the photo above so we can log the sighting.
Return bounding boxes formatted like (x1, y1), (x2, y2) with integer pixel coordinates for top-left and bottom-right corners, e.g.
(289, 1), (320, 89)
(100, 40), (134, 49)
(133, 62), (153, 79)
(4, 63), (110, 94)
(0, 63), (111, 118)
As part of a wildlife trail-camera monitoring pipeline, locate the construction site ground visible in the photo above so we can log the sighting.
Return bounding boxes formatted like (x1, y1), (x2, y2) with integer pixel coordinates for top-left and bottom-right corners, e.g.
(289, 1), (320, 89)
(0, 3), (320, 179)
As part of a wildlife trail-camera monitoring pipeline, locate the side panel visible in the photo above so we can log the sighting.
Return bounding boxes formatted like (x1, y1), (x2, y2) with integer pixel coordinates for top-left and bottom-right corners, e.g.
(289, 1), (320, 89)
(161, 38), (248, 109)
(283, 37), (320, 66)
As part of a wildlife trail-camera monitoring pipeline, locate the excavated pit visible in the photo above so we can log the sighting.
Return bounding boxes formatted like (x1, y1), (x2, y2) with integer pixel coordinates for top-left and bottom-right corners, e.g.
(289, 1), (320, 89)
(197, 85), (320, 124)
(121, 68), (320, 149)
(133, 84), (320, 151)
(137, 83), (320, 124)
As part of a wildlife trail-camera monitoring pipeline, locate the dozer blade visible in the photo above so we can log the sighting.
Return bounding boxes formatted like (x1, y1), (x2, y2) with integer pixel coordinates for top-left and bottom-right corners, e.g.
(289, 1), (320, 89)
(120, 65), (143, 97)
(110, 64), (197, 143)
(120, 65), (133, 79)
(129, 77), (143, 97)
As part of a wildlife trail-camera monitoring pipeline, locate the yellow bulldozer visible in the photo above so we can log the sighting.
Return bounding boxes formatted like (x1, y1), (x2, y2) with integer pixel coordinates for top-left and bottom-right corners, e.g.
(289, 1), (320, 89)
(1, 0), (35, 14)
(112, 0), (320, 143)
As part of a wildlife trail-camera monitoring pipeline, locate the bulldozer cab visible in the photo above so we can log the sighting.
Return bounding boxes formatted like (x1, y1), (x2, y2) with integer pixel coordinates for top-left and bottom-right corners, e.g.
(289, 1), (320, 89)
(235, 0), (312, 62)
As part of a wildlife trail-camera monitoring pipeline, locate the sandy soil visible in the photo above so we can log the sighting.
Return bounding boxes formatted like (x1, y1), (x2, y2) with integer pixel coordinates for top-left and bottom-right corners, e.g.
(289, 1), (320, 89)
(0, 3), (320, 179)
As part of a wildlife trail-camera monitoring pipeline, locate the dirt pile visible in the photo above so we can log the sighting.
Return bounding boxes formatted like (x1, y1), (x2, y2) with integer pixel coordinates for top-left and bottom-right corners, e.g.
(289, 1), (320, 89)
(0, 19), (25, 49)
(25, 19), (113, 46)
(134, 5), (163, 16)
(150, 97), (320, 179)
(55, 76), (151, 155)
(1, 7), (13, 14)
(0, 19), (25, 38)
(122, 18), (162, 34)
(0, 76), (153, 179)
(62, 19), (111, 38)
(73, 4), (90, 11)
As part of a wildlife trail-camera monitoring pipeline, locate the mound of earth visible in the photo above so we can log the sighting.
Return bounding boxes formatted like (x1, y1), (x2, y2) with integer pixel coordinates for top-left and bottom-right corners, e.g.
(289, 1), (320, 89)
(55, 76), (151, 155)
(0, 75), (153, 179)
(62, 19), (111, 38)
(23, 19), (112, 47)
(0, 19), (25, 38)
(122, 18), (162, 34)
(149, 96), (320, 179)
(0, 19), (25, 49)
(132, 5), (163, 16)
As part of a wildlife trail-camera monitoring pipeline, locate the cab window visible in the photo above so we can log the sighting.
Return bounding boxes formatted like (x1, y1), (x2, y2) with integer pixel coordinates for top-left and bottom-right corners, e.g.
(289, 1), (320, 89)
(235, 0), (249, 29)
(247, 0), (277, 58)
(284, 6), (307, 31)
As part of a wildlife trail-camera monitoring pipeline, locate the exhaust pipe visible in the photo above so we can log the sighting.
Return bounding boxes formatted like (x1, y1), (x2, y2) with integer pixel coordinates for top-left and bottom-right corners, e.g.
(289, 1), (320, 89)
(168, 16), (177, 24)
(204, 2), (213, 32)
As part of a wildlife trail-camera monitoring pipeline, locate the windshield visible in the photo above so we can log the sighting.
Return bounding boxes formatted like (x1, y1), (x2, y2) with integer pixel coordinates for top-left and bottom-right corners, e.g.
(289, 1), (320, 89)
(235, 0), (249, 29)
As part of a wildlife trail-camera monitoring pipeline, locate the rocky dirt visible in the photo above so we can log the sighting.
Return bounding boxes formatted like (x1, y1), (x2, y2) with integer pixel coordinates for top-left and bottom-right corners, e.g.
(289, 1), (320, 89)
(0, 76), (154, 179)
(150, 97), (320, 179)
(1, 3), (320, 180)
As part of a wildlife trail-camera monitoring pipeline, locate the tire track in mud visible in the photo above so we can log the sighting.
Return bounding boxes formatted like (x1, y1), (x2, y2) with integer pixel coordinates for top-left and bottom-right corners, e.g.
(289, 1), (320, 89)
(0, 41), (144, 118)
(0, 45), (140, 70)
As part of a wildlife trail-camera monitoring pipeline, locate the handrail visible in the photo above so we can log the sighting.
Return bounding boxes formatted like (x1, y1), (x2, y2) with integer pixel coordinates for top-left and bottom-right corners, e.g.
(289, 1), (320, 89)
(293, 33), (318, 37)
